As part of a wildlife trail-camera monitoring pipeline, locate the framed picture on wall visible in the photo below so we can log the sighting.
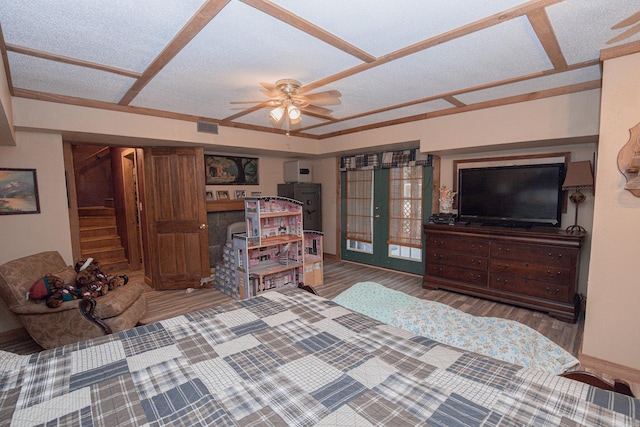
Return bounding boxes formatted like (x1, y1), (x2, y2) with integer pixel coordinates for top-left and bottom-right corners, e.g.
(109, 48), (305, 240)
(0, 168), (41, 215)
(205, 155), (258, 185)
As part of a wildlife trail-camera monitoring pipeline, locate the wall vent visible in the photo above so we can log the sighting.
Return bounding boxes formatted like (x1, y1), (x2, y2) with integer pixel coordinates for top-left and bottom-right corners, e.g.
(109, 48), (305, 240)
(197, 121), (219, 134)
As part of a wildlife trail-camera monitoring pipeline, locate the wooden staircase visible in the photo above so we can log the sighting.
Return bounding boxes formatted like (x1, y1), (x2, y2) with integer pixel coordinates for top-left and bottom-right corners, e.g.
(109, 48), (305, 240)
(79, 206), (128, 272)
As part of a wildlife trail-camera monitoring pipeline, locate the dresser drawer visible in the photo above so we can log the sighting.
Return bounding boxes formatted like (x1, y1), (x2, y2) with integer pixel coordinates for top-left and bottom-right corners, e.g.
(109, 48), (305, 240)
(489, 274), (570, 303)
(427, 249), (488, 272)
(426, 264), (487, 286)
(490, 259), (572, 285)
(427, 233), (489, 256)
(491, 242), (575, 268)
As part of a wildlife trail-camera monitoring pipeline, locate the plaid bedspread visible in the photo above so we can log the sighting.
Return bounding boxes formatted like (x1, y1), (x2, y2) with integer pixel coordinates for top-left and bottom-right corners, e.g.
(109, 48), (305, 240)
(1, 287), (638, 426)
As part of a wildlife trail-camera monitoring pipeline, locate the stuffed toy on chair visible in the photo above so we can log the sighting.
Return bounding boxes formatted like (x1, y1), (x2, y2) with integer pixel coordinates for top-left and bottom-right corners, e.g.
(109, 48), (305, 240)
(74, 257), (128, 299)
(28, 274), (81, 308)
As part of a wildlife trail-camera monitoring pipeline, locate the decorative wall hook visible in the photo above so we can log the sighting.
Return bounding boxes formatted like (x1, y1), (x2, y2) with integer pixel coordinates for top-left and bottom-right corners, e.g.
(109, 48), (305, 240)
(617, 122), (640, 197)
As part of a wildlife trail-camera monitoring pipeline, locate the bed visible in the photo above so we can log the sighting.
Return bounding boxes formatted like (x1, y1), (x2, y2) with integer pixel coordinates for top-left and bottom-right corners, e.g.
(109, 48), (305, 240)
(1, 287), (638, 426)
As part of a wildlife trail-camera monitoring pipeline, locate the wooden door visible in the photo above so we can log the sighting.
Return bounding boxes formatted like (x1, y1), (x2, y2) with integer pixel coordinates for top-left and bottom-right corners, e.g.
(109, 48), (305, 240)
(143, 147), (210, 290)
(121, 149), (142, 271)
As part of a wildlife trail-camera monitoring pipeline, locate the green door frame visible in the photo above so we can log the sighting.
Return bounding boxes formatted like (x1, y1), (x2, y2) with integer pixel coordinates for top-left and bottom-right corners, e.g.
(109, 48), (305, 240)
(340, 166), (433, 275)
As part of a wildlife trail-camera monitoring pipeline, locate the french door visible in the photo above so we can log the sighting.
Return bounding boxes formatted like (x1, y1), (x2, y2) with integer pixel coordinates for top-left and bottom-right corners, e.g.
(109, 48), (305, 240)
(340, 165), (433, 275)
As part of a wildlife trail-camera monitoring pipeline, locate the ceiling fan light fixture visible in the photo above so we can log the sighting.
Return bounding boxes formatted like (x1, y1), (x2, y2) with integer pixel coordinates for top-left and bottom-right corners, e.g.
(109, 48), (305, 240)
(287, 105), (301, 121)
(270, 105), (285, 122)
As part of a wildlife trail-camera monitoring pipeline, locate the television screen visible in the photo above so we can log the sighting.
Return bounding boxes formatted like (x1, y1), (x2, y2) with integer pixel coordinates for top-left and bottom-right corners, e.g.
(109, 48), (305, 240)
(457, 163), (564, 227)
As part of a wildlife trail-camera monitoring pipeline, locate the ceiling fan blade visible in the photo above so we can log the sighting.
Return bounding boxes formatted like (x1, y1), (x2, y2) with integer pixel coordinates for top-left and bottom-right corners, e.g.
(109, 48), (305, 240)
(301, 104), (334, 116)
(230, 100), (266, 104)
(612, 11), (640, 30)
(607, 22), (640, 44)
(300, 90), (342, 106)
(260, 82), (283, 97)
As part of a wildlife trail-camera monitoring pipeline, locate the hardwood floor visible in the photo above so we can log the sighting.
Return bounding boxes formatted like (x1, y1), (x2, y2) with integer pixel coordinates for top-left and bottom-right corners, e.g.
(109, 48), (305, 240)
(1, 256), (637, 396)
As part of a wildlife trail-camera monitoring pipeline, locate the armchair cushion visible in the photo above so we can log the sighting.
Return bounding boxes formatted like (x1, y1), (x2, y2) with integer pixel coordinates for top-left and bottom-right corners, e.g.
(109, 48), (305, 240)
(0, 251), (67, 309)
(0, 251), (147, 349)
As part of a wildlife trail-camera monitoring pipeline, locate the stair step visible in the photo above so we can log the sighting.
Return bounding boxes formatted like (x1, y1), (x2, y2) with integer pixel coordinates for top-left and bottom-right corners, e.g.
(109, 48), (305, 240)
(81, 246), (125, 260)
(100, 257), (129, 273)
(78, 206), (115, 217)
(80, 226), (118, 239)
(79, 216), (116, 228)
(80, 235), (122, 250)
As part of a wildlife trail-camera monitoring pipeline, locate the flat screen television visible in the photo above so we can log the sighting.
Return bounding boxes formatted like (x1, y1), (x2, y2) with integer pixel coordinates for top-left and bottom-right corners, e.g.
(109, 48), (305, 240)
(457, 163), (565, 228)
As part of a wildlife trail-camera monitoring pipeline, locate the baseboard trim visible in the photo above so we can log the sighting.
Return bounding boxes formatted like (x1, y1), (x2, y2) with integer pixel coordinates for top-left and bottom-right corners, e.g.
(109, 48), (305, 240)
(579, 352), (640, 384)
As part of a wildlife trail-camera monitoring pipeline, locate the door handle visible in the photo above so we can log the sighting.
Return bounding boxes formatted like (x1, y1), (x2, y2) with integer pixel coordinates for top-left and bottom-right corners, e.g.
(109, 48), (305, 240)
(374, 214), (380, 218)
(200, 223), (208, 230)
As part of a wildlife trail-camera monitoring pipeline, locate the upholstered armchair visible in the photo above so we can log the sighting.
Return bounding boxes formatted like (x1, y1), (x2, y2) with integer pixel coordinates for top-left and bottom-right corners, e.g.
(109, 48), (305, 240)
(0, 251), (147, 349)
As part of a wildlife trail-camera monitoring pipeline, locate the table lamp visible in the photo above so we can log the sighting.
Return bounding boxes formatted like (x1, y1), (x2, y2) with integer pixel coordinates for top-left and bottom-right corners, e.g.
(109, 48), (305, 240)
(562, 161), (593, 234)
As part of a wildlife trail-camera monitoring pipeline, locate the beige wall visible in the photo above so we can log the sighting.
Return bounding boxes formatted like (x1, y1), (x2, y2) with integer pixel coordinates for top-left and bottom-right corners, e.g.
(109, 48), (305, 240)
(0, 131), (73, 331)
(0, 86), (606, 336)
(319, 90), (600, 156)
(0, 56), (15, 146)
(581, 51), (640, 371)
(13, 98), (317, 156)
(204, 154), (287, 199)
(310, 157), (339, 254)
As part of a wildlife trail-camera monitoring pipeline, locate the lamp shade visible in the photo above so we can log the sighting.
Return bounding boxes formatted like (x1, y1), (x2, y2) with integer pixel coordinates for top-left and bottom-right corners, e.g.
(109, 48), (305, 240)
(562, 161), (593, 190)
(270, 106), (285, 122)
(287, 105), (301, 121)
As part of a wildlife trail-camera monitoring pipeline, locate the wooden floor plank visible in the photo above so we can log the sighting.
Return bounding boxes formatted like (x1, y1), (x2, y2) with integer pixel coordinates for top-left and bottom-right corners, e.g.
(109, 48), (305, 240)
(1, 256), (636, 396)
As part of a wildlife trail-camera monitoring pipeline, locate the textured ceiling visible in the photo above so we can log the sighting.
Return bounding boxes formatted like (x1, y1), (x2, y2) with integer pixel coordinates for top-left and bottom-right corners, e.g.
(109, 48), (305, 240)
(1, 0), (638, 139)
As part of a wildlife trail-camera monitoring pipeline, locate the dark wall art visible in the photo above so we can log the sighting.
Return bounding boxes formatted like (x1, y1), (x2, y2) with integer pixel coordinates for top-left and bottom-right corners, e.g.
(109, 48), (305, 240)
(205, 155), (258, 185)
(0, 168), (41, 215)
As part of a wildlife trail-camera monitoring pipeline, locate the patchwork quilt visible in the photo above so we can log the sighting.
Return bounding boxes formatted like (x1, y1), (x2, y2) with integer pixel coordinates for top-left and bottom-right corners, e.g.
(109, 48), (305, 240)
(1, 287), (638, 426)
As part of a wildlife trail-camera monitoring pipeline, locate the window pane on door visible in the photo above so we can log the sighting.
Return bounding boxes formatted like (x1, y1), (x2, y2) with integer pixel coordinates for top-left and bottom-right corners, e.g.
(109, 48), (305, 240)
(388, 166), (422, 261)
(346, 170), (373, 252)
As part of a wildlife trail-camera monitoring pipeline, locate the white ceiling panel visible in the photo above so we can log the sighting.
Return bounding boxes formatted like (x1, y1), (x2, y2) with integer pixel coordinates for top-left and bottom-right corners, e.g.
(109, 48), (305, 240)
(0, 0), (207, 72)
(8, 53), (136, 103)
(547, 0), (640, 65)
(270, 0), (531, 57)
(1, 1), (636, 139)
(457, 65), (602, 105)
(130, 1), (361, 119)
(327, 17), (552, 117)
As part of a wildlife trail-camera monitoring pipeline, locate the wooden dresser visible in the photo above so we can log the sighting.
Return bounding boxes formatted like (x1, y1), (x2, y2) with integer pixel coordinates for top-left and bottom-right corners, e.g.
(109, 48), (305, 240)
(423, 224), (584, 322)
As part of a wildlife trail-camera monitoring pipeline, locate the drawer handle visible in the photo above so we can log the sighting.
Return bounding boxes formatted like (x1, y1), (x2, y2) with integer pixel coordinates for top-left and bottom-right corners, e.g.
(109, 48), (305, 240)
(547, 252), (563, 260)
(470, 244), (483, 250)
(495, 277), (509, 284)
(469, 273), (482, 280)
(497, 247), (510, 254)
(432, 253), (444, 259)
(433, 239), (444, 246)
(545, 286), (560, 296)
(470, 259), (481, 265)
(432, 266), (443, 273)
(546, 270), (561, 278)
(495, 262), (509, 269)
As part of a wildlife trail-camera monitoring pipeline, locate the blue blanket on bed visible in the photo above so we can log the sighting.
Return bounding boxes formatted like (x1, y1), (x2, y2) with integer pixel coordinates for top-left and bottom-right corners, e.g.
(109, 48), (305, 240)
(333, 281), (579, 374)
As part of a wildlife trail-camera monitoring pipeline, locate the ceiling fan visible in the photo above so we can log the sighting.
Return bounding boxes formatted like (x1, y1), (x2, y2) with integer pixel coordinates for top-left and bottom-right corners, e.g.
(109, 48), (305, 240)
(231, 79), (341, 134)
(607, 11), (640, 44)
